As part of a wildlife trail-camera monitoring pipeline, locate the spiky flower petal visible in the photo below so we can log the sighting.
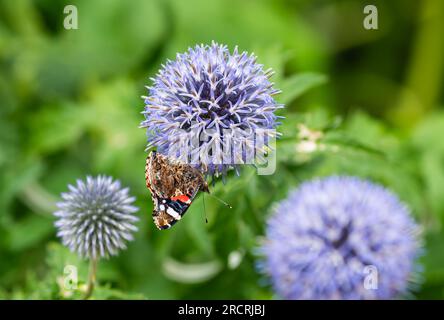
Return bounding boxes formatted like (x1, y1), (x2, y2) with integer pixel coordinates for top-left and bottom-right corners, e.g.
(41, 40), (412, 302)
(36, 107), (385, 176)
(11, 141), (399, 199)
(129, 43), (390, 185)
(259, 176), (421, 300)
(141, 42), (283, 178)
(54, 176), (139, 259)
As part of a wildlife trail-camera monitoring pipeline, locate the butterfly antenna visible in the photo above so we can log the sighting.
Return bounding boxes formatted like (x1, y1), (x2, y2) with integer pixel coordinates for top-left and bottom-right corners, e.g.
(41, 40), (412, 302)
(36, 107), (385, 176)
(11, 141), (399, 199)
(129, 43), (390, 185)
(202, 193), (208, 224)
(207, 193), (233, 209)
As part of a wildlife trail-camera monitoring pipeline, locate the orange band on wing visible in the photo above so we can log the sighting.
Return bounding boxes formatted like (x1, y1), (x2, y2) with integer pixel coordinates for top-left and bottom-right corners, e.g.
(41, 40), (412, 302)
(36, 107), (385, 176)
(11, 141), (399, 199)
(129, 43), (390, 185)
(171, 194), (191, 203)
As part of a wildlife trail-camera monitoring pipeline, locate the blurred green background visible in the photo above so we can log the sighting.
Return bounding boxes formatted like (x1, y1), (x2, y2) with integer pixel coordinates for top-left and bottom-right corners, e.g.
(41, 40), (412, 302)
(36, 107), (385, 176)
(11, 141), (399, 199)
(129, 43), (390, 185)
(0, 0), (443, 299)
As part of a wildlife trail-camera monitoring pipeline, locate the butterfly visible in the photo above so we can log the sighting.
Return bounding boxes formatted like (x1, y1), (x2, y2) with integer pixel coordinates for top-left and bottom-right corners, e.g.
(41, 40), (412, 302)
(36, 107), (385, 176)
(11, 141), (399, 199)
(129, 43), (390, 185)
(145, 151), (210, 230)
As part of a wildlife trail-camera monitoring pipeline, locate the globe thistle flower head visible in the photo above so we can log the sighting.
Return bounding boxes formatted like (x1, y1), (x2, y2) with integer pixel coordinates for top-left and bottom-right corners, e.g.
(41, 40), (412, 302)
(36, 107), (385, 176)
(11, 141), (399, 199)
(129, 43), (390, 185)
(259, 176), (421, 300)
(141, 42), (283, 178)
(54, 176), (139, 260)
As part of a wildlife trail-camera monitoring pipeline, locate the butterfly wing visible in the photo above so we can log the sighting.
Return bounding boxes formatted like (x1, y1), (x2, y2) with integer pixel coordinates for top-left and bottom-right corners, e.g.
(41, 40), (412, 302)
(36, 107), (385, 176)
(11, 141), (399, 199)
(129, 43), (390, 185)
(145, 151), (208, 230)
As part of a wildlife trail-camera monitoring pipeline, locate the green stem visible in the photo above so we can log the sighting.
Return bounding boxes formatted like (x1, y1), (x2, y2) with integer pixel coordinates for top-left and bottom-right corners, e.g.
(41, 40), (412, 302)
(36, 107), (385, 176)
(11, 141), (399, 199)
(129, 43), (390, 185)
(394, 0), (444, 127)
(83, 257), (98, 300)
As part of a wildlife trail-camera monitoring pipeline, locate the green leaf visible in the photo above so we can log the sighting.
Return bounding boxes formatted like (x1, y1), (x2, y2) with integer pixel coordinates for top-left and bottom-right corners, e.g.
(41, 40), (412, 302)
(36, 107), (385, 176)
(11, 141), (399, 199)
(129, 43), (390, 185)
(92, 285), (146, 300)
(162, 257), (223, 284)
(7, 215), (54, 252)
(279, 73), (327, 104)
(28, 103), (90, 154)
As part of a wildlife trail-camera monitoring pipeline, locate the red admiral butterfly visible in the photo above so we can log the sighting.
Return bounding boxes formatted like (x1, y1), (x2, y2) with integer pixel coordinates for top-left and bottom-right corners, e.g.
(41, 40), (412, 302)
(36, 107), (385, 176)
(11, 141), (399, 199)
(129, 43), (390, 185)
(145, 151), (210, 230)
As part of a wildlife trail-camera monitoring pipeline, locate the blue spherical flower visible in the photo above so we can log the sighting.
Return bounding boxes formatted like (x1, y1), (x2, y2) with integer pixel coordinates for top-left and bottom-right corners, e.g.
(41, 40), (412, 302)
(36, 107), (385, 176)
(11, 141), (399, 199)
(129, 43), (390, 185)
(54, 176), (139, 260)
(140, 42), (283, 178)
(259, 176), (421, 300)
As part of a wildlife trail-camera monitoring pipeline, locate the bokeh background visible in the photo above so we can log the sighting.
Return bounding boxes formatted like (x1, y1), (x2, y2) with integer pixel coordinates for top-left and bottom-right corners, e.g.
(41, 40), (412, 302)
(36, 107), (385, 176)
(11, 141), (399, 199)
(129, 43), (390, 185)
(1, 0), (443, 299)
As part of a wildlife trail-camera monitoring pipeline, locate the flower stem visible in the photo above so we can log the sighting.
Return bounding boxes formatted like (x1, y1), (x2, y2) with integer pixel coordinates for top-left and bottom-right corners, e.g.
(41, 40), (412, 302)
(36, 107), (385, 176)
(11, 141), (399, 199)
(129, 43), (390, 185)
(83, 257), (98, 300)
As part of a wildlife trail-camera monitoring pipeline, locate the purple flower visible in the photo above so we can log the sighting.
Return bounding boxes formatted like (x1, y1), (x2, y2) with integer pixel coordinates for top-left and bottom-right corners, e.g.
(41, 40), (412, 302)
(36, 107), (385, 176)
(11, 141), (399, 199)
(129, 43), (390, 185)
(140, 42), (283, 178)
(259, 176), (421, 300)
(54, 176), (139, 259)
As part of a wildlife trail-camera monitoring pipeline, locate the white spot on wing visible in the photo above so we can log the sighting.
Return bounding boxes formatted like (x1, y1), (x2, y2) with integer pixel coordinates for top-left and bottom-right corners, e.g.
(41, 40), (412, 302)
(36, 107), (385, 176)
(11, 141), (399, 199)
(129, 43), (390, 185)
(167, 207), (181, 220)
